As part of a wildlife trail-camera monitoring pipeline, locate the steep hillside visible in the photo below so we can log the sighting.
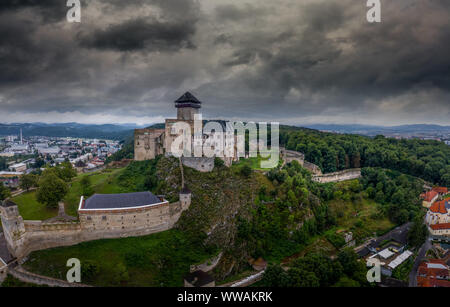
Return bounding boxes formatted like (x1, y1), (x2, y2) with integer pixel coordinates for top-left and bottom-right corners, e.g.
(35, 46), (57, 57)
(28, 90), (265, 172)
(154, 157), (274, 278)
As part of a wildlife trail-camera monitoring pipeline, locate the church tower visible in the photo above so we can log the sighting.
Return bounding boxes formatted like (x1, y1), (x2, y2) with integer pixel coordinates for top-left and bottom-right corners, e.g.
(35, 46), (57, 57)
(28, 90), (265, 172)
(175, 91), (202, 121)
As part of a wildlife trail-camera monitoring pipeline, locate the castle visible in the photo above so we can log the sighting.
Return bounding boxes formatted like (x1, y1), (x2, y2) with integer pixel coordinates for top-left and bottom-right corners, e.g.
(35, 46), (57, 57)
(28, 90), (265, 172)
(0, 189), (191, 260)
(0, 92), (234, 262)
(134, 92), (239, 172)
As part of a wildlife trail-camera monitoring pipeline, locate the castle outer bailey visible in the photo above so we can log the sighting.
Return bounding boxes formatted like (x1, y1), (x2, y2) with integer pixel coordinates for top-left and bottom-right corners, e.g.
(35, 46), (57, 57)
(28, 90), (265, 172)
(134, 92), (239, 172)
(0, 189), (192, 260)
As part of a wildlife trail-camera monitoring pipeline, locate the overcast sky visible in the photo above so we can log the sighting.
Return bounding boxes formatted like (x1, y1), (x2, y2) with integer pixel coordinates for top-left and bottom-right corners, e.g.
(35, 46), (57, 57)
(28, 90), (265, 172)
(0, 0), (449, 126)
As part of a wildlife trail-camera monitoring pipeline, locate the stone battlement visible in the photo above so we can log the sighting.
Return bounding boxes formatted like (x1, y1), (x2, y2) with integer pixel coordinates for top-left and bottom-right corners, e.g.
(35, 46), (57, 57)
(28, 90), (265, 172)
(0, 190), (192, 260)
(312, 168), (361, 183)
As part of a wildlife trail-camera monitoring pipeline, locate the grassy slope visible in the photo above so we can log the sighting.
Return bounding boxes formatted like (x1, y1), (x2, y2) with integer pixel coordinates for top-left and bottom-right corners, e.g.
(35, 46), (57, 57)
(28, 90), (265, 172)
(328, 198), (394, 242)
(23, 229), (214, 287)
(12, 167), (128, 220)
(11, 192), (57, 221)
(64, 168), (129, 217)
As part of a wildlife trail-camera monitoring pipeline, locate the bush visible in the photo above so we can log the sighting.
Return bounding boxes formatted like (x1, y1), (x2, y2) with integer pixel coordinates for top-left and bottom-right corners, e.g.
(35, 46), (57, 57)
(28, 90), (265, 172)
(214, 157), (225, 168)
(240, 165), (252, 177)
(325, 233), (346, 249)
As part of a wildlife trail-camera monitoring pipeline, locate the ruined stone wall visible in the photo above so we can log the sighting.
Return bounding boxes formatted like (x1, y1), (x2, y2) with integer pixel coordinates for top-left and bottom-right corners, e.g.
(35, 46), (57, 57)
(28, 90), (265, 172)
(312, 168), (361, 183)
(181, 157), (214, 172)
(164, 119), (197, 157)
(134, 128), (165, 161)
(283, 149), (305, 165)
(303, 161), (323, 175)
(8, 266), (90, 287)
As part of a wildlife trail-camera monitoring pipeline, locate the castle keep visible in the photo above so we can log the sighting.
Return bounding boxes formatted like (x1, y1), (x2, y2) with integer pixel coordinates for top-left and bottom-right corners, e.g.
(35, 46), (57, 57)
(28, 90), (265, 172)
(134, 92), (239, 171)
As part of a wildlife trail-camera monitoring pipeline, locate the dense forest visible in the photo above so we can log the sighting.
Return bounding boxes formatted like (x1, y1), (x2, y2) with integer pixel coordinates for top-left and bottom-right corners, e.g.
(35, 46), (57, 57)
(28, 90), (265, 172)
(280, 126), (450, 185)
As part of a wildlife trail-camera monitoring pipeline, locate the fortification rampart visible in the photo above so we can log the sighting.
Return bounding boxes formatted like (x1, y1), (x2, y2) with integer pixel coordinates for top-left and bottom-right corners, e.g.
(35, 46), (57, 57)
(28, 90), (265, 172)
(312, 168), (361, 183)
(8, 266), (91, 287)
(0, 192), (191, 260)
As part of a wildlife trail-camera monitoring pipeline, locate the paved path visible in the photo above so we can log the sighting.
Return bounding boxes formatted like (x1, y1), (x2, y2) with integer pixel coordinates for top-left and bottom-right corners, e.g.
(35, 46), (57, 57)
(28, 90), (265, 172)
(8, 265), (91, 287)
(409, 236), (432, 287)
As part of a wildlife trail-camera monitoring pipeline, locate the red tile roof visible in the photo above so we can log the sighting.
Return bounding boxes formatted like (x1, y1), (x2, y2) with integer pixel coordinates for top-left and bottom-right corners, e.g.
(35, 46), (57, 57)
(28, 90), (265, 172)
(432, 187), (448, 194)
(418, 277), (450, 287)
(430, 223), (450, 230)
(430, 200), (448, 214)
(417, 260), (450, 288)
(422, 190), (438, 202)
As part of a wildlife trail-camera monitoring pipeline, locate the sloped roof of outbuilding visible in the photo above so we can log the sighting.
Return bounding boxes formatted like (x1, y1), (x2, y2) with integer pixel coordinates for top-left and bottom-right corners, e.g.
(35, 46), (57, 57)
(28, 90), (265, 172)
(83, 191), (163, 210)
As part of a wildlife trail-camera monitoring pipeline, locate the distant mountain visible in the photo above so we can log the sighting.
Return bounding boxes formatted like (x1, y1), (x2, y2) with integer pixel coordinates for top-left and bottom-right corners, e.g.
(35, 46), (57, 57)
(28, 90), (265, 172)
(301, 124), (450, 136)
(0, 123), (143, 140)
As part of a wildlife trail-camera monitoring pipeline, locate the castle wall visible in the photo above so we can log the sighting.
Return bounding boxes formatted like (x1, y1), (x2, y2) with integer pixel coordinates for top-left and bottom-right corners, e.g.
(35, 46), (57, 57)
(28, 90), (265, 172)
(181, 157), (215, 172)
(134, 129), (165, 161)
(303, 161), (323, 175)
(164, 119), (198, 157)
(282, 149), (305, 165)
(312, 168), (361, 183)
(1, 194), (192, 260)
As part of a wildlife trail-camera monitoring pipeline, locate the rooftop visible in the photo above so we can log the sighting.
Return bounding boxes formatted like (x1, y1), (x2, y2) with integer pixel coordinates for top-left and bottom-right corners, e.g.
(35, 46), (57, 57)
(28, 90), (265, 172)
(175, 91), (202, 109)
(432, 187), (448, 194)
(1, 199), (17, 208)
(422, 190), (438, 202)
(82, 191), (164, 210)
(430, 223), (450, 230)
(430, 200), (449, 214)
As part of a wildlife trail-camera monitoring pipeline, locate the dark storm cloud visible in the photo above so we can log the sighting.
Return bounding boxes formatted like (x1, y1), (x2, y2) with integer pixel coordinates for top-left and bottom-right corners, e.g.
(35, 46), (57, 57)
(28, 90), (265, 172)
(0, 0), (449, 125)
(78, 17), (197, 52)
(0, 0), (87, 23)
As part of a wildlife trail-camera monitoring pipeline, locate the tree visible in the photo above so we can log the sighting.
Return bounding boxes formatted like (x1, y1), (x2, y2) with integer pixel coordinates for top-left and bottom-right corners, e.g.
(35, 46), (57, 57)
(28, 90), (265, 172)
(58, 161), (77, 182)
(337, 249), (360, 276)
(36, 172), (68, 208)
(287, 267), (320, 287)
(408, 215), (428, 248)
(19, 174), (38, 192)
(80, 176), (94, 197)
(33, 157), (45, 169)
(261, 264), (290, 287)
(333, 276), (360, 287)
(0, 182), (11, 201)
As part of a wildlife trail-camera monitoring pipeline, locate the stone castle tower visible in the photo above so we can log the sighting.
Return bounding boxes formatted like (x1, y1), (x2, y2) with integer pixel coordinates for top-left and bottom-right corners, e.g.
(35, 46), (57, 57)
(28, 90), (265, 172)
(179, 186), (192, 211)
(0, 200), (26, 256)
(175, 91), (202, 121)
(134, 91), (202, 161)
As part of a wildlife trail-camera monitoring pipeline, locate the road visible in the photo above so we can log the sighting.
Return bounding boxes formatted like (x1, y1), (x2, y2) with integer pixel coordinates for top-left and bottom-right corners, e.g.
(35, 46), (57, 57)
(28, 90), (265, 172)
(408, 236), (432, 287)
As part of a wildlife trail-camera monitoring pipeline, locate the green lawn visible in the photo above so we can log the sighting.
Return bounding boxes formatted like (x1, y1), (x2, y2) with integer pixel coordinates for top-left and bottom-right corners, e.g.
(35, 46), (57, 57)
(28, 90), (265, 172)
(328, 198), (394, 243)
(11, 191), (58, 221)
(64, 168), (129, 217)
(11, 167), (128, 220)
(23, 229), (215, 287)
(231, 155), (274, 171)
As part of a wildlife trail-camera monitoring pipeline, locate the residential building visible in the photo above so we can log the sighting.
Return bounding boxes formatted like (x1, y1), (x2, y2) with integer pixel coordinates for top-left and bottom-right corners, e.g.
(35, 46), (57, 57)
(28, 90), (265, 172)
(421, 190), (439, 208)
(417, 259), (450, 287)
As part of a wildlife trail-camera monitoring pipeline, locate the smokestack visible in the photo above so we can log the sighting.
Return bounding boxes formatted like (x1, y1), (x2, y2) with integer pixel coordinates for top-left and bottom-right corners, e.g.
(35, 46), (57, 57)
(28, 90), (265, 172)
(20, 128), (23, 144)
